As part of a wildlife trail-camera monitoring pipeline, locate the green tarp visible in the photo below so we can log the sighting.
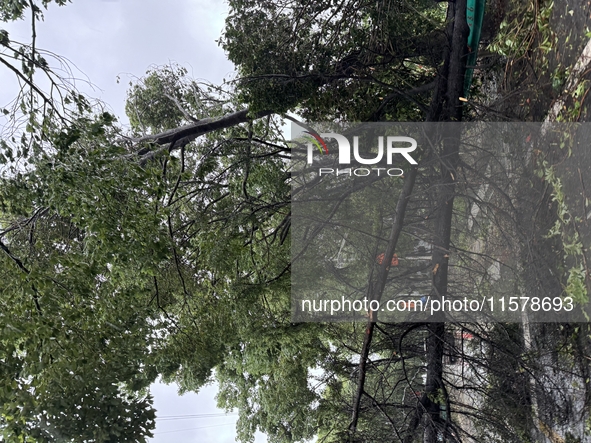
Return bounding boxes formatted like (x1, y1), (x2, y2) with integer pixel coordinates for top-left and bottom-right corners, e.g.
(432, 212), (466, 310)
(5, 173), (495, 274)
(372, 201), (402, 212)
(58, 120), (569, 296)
(464, 0), (487, 97)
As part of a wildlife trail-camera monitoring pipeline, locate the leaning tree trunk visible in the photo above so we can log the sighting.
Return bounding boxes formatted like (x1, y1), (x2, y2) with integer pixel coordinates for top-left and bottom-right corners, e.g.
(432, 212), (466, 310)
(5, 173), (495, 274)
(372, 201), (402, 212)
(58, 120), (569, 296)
(348, 1), (470, 441)
(423, 0), (470, 442)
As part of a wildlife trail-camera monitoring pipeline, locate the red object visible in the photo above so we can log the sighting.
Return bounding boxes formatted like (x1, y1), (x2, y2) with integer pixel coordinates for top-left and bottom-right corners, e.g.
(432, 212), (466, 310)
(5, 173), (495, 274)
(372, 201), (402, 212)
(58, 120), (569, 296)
(376, 253), (399, 266)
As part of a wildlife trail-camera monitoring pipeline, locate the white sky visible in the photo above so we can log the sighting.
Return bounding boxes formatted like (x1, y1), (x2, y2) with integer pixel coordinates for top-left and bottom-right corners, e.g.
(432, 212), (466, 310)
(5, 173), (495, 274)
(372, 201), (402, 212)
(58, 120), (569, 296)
(0, 1), (266, 441)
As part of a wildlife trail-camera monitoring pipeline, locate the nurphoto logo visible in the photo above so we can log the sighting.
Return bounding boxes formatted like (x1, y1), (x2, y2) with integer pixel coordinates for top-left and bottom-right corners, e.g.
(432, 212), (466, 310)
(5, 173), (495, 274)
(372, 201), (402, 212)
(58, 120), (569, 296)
(304, 131), (418, 176)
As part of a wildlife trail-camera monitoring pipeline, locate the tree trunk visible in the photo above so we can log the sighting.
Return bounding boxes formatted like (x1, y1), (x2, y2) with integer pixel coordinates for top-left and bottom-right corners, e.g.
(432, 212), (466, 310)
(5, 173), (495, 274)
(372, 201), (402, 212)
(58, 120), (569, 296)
(423, 0), (469, 441)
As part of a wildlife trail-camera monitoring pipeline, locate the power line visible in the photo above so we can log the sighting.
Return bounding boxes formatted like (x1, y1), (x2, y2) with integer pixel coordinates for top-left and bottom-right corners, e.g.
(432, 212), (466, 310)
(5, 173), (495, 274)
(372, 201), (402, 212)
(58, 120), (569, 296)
(156, 413), (238, 421)
(153, 422), (236, 435)
(157, 413), (236, 418)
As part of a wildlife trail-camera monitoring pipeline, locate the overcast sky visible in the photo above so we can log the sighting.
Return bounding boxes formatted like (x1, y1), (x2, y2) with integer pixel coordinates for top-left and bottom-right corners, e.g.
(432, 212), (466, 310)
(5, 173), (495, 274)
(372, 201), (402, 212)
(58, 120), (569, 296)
(0, 1), (265, 441)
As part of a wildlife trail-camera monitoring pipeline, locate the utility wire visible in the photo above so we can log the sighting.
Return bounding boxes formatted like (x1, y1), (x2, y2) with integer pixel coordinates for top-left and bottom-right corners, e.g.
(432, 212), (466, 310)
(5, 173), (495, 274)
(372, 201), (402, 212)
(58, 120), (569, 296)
(156, 413), (237, 421)
(153, 422), (236, 435)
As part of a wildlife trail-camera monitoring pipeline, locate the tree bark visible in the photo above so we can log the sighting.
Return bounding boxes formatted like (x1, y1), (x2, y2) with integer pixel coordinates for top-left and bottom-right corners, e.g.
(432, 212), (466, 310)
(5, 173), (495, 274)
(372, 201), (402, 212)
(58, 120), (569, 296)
(125, 109), (272, 162)
(423, 0), (469, 441)
(349, 165), (418, 437)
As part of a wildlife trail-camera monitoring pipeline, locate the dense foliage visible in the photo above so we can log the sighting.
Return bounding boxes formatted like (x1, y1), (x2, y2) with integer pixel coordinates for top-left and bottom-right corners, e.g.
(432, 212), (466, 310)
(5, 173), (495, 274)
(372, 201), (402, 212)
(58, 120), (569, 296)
(2, 0), (591, 442)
